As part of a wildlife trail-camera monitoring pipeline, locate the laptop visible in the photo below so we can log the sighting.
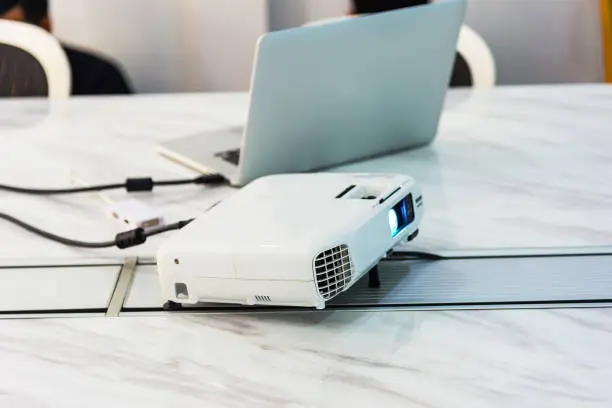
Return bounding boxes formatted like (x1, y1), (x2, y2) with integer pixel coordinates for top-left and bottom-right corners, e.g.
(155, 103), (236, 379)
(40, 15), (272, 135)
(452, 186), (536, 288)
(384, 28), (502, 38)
(157, 0), (466, 186)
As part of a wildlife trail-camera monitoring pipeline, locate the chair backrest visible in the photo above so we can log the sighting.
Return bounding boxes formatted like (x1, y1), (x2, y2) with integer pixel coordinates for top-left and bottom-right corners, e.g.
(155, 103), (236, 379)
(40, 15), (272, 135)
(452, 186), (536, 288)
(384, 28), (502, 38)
(305, 17), (496, 88)
(0, 20), (71, 98)
(456, 25), (496, 88)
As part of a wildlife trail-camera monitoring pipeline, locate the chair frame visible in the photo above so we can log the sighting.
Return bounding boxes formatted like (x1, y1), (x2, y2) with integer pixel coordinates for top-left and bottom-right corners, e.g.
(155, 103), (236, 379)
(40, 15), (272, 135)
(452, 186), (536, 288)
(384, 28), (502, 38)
(0, 20), (71, 98)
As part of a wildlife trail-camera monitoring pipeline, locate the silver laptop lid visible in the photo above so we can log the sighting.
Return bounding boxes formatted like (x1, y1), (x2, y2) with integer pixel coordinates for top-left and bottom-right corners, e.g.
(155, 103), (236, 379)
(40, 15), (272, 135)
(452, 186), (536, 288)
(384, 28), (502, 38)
(238, 0), (466, 184)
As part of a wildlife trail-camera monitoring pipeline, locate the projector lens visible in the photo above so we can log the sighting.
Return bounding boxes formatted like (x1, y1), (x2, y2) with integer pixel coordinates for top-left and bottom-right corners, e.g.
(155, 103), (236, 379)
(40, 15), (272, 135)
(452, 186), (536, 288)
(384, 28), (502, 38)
(389, 195), (416, 237)
(388, 209), (399, 235)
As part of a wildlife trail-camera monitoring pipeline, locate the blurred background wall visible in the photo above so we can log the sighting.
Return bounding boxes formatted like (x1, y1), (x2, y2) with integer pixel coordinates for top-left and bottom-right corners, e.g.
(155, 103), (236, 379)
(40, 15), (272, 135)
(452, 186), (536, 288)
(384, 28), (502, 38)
(461, 0), (604, 85)
(51, 0), (267, 92)
(51, 0), (605, 93)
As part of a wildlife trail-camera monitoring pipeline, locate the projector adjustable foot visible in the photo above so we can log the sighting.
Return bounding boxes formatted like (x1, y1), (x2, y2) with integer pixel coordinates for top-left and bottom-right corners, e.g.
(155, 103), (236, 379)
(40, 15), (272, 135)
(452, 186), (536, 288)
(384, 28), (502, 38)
(163, 300), (183, 311)
(407, 229), (419, 242)
(368, 265), (381, 289)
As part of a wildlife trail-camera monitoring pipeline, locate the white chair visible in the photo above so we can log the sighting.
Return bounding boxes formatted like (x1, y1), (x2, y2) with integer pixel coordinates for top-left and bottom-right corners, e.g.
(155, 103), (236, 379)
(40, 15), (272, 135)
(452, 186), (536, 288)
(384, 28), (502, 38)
(456, 25), (496, 88)
(0, 20), (71, 98)
(305, 17), (497, 88)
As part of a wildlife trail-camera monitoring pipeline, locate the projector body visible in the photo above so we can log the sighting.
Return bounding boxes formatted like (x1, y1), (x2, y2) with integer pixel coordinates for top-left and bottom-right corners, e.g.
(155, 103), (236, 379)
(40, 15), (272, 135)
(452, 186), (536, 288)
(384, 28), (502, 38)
(157, 173), (423, 309)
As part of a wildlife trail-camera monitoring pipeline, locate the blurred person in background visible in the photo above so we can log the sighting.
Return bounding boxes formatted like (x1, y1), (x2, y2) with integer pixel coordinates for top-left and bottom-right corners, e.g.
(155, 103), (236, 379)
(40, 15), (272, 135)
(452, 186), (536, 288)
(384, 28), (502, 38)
(351, 0), (472, 87)
(0, 0), (133, 95)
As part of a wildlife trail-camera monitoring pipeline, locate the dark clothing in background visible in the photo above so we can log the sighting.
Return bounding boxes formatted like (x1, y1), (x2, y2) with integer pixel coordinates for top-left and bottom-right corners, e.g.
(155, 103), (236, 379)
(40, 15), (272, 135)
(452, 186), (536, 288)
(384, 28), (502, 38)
(449, 53), (472, 87)
(353, 0), (429, 13)
(63, 46), (132, 95)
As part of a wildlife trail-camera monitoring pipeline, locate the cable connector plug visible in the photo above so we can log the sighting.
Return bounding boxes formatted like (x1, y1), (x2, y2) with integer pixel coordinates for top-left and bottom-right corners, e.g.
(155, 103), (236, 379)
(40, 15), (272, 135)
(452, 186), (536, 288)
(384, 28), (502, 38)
(115, 228), (147, 249)
(176, 219), (194, 229)
(125, 178), (155, 192)
(107, 199), (165, 230)
(114, 219), (194, 249)
(193, 174), (229, 186)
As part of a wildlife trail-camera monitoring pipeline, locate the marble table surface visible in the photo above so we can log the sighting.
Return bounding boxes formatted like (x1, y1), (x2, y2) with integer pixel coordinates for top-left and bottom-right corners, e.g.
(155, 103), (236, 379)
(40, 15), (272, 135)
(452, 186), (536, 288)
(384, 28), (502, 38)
(2, 308), (612, 408)
(1, 84), (611, 266)
(0, 84), (612, 407)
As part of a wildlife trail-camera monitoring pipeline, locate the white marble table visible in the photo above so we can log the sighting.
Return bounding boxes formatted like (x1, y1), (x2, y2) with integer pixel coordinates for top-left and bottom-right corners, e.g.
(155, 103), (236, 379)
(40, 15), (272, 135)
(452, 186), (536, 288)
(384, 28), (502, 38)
(1, 85), (612, 407)
(2, 308), (612, 407)
(1, 86), (611, 266)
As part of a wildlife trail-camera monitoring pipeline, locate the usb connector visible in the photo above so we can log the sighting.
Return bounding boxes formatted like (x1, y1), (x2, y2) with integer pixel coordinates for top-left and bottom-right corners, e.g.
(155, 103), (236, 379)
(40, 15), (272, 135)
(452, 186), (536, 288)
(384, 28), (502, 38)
(106, 199), (165, 231)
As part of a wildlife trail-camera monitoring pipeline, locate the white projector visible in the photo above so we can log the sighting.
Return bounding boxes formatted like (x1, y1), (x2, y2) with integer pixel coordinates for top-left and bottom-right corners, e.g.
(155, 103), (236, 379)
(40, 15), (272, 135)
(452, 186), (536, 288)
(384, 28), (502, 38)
(157, 173), (424, 309)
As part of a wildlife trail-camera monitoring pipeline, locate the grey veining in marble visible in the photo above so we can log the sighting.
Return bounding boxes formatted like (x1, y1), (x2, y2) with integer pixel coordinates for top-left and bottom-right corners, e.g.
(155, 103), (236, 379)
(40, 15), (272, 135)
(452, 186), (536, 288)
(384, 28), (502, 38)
(1, 308), (612, 407)
(1, 86), (611, 266)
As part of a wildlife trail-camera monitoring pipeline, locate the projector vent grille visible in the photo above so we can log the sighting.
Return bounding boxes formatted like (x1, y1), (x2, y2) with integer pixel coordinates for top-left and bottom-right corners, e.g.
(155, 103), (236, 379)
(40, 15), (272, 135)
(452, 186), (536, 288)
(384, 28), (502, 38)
(314, 245), (353, 300)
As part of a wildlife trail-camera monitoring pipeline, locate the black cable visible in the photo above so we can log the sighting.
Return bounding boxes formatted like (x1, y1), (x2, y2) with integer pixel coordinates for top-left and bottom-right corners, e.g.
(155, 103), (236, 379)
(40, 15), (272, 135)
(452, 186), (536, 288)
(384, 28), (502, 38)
(0, 212), (115, 248)
(0, 212), (193, 249)
(0, 173), (228, 195)
(145, 219), (194, 239)
(0, 183), (125, 195)
(387, 250), (445, 260)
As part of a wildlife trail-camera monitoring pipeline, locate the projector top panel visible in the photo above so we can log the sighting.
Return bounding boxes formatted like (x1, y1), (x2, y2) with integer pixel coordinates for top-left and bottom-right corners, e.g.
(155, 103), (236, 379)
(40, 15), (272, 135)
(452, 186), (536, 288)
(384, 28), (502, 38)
(162, 173), (418, 251)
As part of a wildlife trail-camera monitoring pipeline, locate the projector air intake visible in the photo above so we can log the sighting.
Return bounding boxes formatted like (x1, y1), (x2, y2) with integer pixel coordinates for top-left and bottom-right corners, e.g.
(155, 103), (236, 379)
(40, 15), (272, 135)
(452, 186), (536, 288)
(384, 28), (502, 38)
(314, 245), (353, 300)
